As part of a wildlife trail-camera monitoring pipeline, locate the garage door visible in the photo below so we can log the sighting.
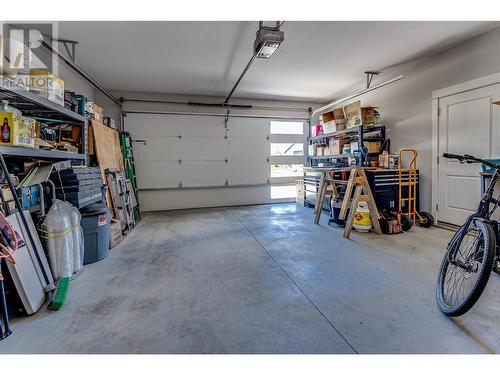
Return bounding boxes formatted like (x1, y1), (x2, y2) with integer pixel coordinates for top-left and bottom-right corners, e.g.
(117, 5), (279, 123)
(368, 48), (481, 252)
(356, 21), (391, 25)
(124, 112), (307, 211)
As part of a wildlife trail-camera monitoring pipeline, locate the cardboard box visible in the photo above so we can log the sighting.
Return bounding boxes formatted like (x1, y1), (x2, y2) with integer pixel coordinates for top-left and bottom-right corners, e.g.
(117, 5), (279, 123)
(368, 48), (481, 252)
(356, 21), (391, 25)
(18, 117), (35, 148)
(1, 186), (15, 211)
(0, 112), (35, 148)
(93, 104), (104, 121)
(321, 108), (345, 123)
(321, 108), (346, 134)
(29, 69), (65, 107)
(329, 139), (348, 155)
(344, 100), (377, 128)
(323, 120), (346, 134)
(351, 140), (381, 154)
(364, 140), (382, 153)
(109, 218), (124, 248)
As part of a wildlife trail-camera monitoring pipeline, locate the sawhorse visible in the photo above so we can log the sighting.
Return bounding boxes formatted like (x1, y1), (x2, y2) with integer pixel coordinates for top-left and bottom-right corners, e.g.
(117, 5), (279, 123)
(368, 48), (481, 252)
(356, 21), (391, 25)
(314, 167), (381, 239)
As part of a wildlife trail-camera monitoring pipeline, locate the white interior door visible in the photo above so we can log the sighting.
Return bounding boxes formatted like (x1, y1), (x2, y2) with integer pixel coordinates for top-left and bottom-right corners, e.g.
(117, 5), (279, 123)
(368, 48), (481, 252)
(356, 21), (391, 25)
(437, 84), (500, 225)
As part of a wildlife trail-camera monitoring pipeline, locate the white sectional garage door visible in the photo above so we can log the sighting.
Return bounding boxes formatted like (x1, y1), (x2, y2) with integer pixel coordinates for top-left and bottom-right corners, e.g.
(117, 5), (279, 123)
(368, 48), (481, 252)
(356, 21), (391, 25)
(124, 112), (306, 211)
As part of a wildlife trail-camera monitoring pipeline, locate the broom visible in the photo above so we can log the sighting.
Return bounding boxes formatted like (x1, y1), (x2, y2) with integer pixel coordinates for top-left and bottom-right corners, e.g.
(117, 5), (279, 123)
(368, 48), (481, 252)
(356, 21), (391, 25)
(47, 277), (70, 311)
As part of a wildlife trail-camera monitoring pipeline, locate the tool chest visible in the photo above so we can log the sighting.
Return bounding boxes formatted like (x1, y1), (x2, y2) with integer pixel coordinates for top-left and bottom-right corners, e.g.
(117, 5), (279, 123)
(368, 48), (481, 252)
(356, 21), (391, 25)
(365, 169), (420, 212)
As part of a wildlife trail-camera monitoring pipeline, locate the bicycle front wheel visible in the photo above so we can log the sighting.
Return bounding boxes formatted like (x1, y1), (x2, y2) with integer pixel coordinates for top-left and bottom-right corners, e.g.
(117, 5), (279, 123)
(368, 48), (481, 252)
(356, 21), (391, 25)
(436, 219), (496, 317)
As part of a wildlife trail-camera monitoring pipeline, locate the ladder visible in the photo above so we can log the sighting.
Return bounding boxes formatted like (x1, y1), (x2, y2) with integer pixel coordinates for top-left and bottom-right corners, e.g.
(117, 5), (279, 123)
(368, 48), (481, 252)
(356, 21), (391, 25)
(120, 132), (141, 221)
(106, 169), (135, 233)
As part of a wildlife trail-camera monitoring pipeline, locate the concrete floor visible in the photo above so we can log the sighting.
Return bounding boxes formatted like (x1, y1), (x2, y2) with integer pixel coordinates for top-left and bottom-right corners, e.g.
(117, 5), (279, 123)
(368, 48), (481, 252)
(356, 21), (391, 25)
(3, 203), (500, 353)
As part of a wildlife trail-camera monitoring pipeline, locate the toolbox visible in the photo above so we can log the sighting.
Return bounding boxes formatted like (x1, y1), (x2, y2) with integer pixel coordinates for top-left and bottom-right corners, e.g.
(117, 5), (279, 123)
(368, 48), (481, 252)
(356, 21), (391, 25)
(17, 186), (41, 209)
(365, 169), (420, 212)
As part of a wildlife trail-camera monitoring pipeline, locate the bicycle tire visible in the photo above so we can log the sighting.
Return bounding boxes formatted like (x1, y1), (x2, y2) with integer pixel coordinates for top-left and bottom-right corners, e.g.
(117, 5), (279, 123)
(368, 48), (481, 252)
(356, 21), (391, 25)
(436, 219), (496, 317)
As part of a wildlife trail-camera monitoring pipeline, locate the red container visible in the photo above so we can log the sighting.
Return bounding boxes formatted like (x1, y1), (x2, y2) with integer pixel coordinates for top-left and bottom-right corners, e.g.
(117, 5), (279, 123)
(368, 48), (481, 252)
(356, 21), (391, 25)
(311, 124), (322, 137)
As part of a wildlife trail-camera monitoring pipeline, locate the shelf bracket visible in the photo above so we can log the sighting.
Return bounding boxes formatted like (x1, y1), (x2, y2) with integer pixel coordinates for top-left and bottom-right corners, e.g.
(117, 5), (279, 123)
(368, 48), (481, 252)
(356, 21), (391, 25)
(365, 71), (380, 89)
(51, 38), (79, 63)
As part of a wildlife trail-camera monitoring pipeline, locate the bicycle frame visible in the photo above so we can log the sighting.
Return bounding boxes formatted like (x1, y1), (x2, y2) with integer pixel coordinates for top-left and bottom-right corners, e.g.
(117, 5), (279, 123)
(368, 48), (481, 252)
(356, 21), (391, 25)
(451, 166), (500, 262)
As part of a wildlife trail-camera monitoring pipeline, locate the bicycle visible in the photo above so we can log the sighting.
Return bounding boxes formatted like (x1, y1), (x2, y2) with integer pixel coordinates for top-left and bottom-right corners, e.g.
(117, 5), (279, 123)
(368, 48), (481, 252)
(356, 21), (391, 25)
(436, 153), (500, 316)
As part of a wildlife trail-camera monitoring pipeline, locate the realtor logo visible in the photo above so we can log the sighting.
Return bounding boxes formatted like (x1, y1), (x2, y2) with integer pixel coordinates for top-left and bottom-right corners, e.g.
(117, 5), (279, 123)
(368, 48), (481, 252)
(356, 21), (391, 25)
(1, 22), (58, 76)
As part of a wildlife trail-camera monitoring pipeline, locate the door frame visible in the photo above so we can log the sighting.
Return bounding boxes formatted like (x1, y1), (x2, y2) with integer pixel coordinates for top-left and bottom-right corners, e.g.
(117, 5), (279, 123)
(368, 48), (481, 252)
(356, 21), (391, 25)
(431, 71), (500, 222)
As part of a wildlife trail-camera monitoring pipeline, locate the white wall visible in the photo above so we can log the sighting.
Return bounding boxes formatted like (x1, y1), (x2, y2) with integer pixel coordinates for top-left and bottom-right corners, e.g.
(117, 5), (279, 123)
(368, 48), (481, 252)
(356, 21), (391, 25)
(328, 26), (500, 212)
(34, 46), (122, 128)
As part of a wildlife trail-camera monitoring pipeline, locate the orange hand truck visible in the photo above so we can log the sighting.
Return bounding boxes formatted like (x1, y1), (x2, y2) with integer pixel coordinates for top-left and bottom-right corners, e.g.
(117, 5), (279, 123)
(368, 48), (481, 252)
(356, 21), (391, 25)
(398, 148), (434, 228)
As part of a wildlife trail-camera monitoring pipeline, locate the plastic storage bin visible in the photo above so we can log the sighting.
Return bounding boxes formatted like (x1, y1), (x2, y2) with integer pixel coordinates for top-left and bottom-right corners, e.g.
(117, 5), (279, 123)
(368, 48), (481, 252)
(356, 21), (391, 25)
(80, 204), (111, 265)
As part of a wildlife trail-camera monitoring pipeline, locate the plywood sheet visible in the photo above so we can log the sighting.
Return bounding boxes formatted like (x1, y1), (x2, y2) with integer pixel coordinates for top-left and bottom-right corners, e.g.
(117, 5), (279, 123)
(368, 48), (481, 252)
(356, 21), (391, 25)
(91, 120), (124, 208)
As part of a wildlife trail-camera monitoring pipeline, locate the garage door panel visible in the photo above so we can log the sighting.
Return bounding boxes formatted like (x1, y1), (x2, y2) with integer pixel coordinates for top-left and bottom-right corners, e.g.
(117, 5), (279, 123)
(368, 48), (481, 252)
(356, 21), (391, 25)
(133, 137), (181, 161)
(228, 138), (269, 159)
(179, 137), (229, 160)
(178, 161), (228, 186)
(228, 160), (269, 184)
(135, 161), (180, 188)
(127, 113), (226, 137)
(228, 117), (269, 137)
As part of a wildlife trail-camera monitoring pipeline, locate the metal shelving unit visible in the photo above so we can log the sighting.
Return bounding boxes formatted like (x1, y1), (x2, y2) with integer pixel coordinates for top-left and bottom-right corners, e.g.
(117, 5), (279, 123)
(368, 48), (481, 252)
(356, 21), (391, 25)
(308, 155), (346, 160)
(304, 123), (386, 211)
(0, 83), (85, 123)
(0, 83), (86, 161)
(307, 124), (385, 167)
(0, 146), (85, 160)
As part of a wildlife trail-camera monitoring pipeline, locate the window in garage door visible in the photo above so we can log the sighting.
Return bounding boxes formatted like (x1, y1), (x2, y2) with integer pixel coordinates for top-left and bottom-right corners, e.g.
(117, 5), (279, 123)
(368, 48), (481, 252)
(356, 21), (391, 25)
(269, 120), (307, 199)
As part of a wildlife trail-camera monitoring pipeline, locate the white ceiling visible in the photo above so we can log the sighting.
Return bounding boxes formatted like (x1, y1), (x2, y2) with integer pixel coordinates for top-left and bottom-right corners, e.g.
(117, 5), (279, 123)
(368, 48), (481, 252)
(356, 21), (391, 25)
(58, 21), (500, 102)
